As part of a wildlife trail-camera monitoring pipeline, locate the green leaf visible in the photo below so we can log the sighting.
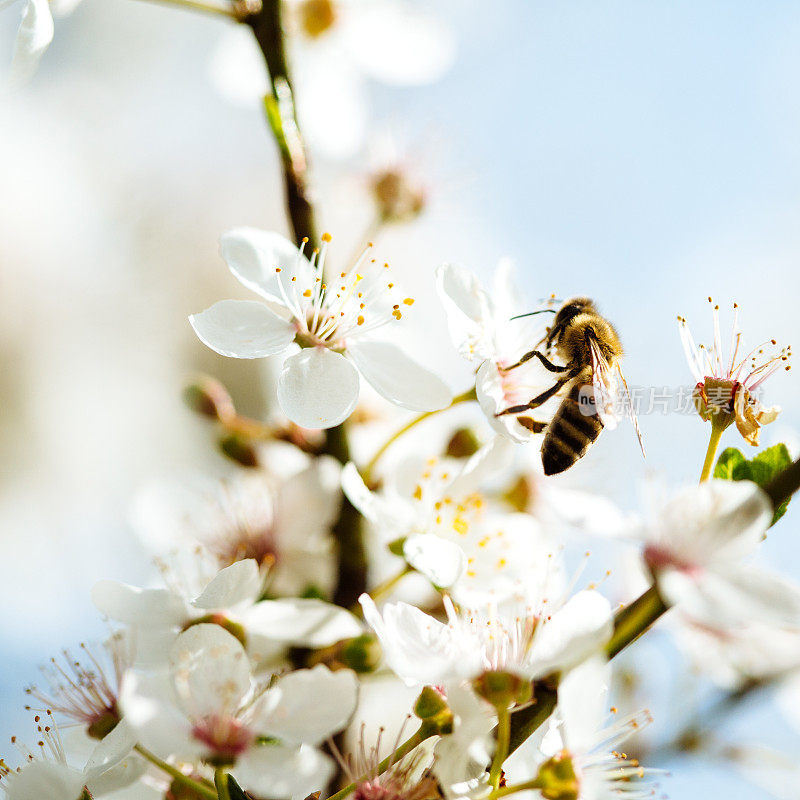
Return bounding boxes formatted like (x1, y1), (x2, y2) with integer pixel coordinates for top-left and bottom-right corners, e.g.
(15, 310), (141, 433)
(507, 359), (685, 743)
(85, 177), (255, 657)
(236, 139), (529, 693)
(713, 448), (746, 480)
(714, 443), (792, 526)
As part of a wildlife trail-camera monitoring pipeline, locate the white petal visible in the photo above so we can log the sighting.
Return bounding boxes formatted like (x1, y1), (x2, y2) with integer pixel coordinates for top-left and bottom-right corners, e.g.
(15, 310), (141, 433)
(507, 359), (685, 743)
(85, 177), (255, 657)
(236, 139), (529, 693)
(83, 719), (138, 782)
(360, 595), (475, 686)
(447, 435), (514, 498)
(258, 665), (358, 745)
(170, 624), (251, 717)
(220, 227), (314, 303)
(5, 762), (85, 800)
(85, 748), (146, 797)
(190, 300), (295, 359)
(119, 669), (200, 760)
(277, 348), (360, 428)
(243, 598), (363, 648)
(403, 533), (466, 589)
(435, 262), (494, 362)
(476, 360), (536, 443)
(10, 0), (54, 86)
(234, 745), (334, 800)
(347, 340), (452, 411)
(341, 462), (416, 538)
(91, 581), (188, 626)
(556, 656), (610, 755)
(343, 0), (456, 85)
(528, 591), (613, 677)
(192, 559), (262, 610)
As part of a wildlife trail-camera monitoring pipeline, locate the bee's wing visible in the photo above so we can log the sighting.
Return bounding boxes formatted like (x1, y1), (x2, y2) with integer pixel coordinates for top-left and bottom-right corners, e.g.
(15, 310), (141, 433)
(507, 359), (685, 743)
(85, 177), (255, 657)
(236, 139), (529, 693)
(588, 336), (646, 458)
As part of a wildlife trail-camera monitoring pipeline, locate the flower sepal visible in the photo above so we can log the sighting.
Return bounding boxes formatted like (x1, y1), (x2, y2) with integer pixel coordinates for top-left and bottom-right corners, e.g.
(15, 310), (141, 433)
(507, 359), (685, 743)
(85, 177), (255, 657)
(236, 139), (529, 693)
(472, 669), (532, 710)
(414, 686), (454, 736)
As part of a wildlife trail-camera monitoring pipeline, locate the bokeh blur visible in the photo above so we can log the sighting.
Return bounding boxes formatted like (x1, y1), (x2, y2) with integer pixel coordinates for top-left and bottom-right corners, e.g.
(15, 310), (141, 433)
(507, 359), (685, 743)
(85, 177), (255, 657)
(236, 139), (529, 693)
(3, 1), (800, 797)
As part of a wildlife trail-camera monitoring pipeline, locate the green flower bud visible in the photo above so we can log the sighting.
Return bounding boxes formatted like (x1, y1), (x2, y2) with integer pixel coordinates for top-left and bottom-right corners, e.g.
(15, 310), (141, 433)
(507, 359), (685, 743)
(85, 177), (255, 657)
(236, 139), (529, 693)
(340, 634), (382, 674)
(414, 686), (454, 736)
(535, 752), (579, 800)
(219, 433), (259, 468)
(183, 376), (235, 422)
(472, 670), (531, 710)
(445, 428), (482, 458)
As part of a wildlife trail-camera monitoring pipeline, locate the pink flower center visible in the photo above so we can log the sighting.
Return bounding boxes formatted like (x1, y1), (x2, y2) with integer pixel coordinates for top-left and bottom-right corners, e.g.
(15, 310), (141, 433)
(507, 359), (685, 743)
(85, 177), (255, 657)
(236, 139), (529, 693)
(643, 545), (701, 577)
(191, 714), (254, 765)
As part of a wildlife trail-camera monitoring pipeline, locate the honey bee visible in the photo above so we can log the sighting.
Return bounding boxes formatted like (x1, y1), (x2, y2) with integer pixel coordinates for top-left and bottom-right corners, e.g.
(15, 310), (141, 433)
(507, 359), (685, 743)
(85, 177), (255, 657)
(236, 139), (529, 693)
(497, 297), (644, 475)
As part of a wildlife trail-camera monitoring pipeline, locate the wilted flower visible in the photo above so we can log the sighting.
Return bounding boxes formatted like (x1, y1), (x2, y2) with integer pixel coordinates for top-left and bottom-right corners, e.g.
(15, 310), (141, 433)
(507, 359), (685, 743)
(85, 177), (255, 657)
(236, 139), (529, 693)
(436, 262), (558, 443)
(679, 299), (790, 445)
(121, 624), (358, 798)
(190, 230), (451, 428)
(0, 711), (142, 800)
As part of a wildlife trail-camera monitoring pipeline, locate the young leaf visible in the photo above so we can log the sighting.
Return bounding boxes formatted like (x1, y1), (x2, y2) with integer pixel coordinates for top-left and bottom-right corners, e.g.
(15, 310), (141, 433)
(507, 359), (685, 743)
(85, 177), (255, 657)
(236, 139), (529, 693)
(713, 447), (746, 481)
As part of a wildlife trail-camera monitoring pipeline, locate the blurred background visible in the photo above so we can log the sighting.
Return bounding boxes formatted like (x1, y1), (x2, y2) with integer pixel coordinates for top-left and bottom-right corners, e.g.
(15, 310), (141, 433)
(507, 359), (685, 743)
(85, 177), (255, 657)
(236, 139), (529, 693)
(2, 0), (800, 796)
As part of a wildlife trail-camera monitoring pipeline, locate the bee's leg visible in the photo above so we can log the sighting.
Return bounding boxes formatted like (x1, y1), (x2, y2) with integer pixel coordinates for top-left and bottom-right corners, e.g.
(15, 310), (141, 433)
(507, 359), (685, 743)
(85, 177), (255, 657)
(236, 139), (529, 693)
(502, 350), (567, 373)
(495, 372), (574, 416)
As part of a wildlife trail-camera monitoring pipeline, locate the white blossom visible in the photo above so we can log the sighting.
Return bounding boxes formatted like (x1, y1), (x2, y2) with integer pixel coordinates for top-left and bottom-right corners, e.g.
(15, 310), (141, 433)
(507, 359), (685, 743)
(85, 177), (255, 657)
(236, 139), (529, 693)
(121, 624), (358, 799)
(436, 261), (558, 443)
(92, 558), (363, 666)
(190, 230), (451, 428)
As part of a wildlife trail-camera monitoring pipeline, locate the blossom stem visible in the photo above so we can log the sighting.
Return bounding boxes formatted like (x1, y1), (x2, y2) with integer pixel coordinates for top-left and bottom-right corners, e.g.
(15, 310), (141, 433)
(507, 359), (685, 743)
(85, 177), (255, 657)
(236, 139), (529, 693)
(606, 584), (668, 659)
(322, 728), (427, 800)
(133, 745), (217, 799)
(214, 768), (232, 800)
(131, 0), (237, 18)
(244, 0), (318, 248)
(699, 419), (726, 482)
(488, 778), (543, 799)
(362, 387), (478, 484)
(489, 706), (511, 789)
(350, 565), (413, 615)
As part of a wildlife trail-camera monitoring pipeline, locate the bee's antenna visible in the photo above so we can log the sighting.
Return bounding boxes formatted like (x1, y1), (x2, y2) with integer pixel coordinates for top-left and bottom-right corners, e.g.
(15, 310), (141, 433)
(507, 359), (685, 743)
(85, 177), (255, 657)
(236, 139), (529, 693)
(509, 309), (557, 321)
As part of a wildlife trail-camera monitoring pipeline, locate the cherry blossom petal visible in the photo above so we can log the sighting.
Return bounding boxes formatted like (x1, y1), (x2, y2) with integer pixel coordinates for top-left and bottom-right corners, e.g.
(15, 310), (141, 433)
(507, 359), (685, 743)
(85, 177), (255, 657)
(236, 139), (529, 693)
(4, 762), (85, 800)
(91, 581), (188, 626)
(341, 462), (417, 536)
(83, 719), (138, 784)
(190, 300), (295, 359)
(277, 348), (360, 428)
(476, 360), (536, 443)
(346, 340), (451, 412)
(243, 598), (363, 648)
(527, 590), (613, 678)
(360, 595), (478, 686)
(192, 559), (262, 610)
(234, 744), (334, 800)
(403, 533), (466, 589)
(556, 656), (610, 755)
(435, 263), (494, 362)
(169, 625), (252, 717)
(119, 670), (200, 760)
(258, 665), (358, 745)
(220, 228), (314, 304)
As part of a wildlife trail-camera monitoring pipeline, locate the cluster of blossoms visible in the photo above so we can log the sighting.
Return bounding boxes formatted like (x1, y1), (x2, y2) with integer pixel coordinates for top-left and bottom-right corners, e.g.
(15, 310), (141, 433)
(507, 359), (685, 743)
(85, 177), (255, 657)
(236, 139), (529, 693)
(5, 1), (800, 799)
(3, 224), (797, 800)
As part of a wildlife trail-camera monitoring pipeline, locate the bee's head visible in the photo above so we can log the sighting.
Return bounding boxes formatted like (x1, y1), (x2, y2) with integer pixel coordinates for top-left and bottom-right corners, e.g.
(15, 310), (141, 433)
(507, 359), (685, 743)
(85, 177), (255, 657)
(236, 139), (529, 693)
(546, 297), (597, 348)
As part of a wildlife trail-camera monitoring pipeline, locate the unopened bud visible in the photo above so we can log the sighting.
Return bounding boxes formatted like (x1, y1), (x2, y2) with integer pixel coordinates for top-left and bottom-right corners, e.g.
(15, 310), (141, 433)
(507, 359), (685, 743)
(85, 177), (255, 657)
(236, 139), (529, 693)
(340, 634), (382, 674)
(183, 376), (235, 422)
(219, 433), (259, 468)
(371, 169), (426, 224)
(445, 428), (481, 458)
(414, 686), (454, 736)
(535, 752), (579, 800)
(472, 670), (531, 710)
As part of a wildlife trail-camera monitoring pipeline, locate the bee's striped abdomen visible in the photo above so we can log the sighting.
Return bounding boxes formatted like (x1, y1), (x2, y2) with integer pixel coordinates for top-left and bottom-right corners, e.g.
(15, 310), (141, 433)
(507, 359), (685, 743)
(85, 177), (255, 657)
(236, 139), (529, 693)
(541, 374), (604, 475)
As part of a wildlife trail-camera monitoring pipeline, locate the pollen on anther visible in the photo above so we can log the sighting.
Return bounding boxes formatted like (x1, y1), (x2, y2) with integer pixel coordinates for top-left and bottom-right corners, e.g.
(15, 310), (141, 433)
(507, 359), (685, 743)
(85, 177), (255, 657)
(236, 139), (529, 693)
(321, 232), (332, 243)
(403, 298), (414, 306)
(357, 315), (365, 326)
(303, 289), (312, 297)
